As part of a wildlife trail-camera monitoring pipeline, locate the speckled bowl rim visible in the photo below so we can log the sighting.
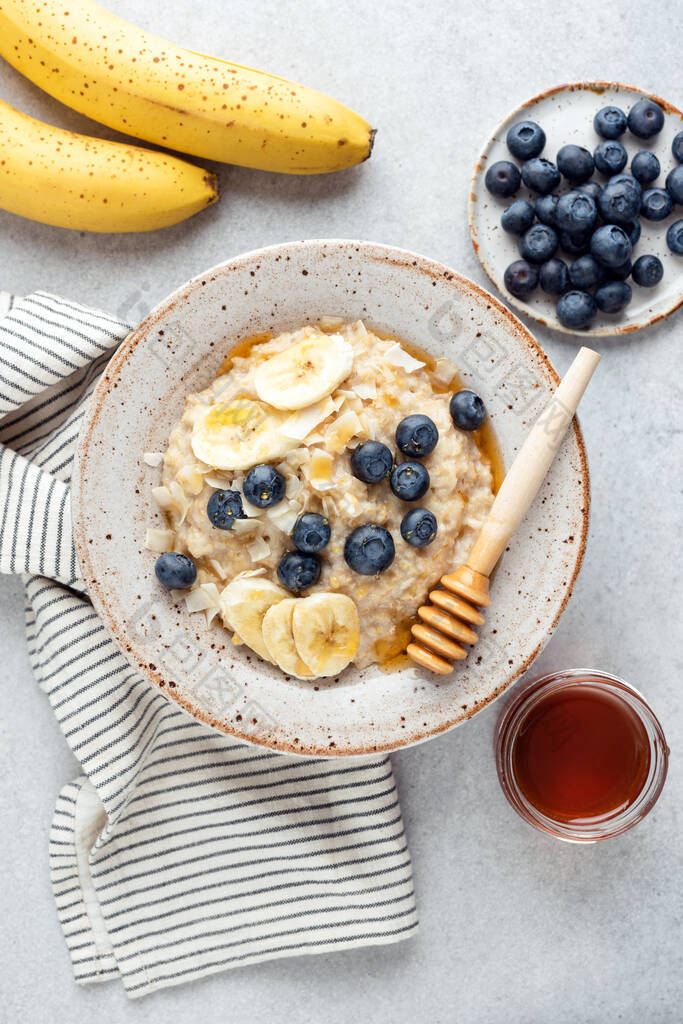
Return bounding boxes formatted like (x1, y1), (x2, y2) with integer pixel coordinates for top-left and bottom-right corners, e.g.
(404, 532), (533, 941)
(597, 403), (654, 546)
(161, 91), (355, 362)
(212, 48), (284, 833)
(468, 80), (683, 338)
(73, 239), (590, 756)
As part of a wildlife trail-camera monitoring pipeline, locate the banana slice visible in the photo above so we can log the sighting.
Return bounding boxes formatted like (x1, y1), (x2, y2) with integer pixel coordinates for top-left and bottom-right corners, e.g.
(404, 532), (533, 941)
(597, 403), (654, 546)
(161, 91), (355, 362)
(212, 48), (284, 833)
(254, 333), (354, 410)
(292, 593), (360, 678)
(219, 576), (288, 662)
(262, 599), (315, 679)
(191, 398), (292, 471)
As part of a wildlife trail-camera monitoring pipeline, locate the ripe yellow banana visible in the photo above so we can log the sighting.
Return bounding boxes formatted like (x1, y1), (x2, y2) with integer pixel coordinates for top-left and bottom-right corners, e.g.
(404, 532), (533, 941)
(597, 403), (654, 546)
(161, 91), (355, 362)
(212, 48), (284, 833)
(0, 0), (374, 174)
(0, 99), (218, 232)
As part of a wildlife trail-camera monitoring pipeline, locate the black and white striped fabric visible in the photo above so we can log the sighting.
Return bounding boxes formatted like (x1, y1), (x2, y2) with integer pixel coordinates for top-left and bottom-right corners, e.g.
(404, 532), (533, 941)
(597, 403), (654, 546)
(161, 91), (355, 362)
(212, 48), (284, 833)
(0, 291), (418, 998)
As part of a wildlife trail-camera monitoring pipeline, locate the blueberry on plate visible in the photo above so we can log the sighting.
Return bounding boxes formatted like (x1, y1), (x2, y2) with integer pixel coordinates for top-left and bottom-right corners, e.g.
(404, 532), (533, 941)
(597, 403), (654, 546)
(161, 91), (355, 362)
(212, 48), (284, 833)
(506, 120), (546, 160)
(243, 464), (286, 508)
(395, 415), (438, 458)
(626, 219), (642, 246)
(350, 440), (393, 484)
(577, 181), (603, 202)
(535, 193), (559, 226)
(539, 258), (569, 295)
(594, 140), (628, 176)
(555, 191), (598, 233)
(390, 461), (430, 502)
(627, 99), (665, 139)
(595, 280), (632, 313)
(344, 524), (395, 575)
(557, 144), (594, 184)
(641, 188), (674, 221)
(504, 259), (538, 298)
(594, 105), (627, 139)
(568, 255), (605, 290)
(155, 551), (197, 590)
(673, 131), (683, 163)
(277, 550), (321, 592)
(609, 259), (632, 281)
(207, 488), (245, 530)
(559, 229), (592, 257)
(598, 179), (642, 225)
(519, 223), (558, 263)
(501, 199), (535, 235)
(521, 157), (561, 195)
(666, 220), (683, 254)
(665, 165), (683, 205)
(631, 151), (660, 184)
(485, 160), (521, 197)
(556, 290), (597, 330)
(449, 389), (486, 430)
(632, 254), (664, 287)
(590, 224), (632, 268)
(400, 508), (437, 548)
(291, 512), (331, 553)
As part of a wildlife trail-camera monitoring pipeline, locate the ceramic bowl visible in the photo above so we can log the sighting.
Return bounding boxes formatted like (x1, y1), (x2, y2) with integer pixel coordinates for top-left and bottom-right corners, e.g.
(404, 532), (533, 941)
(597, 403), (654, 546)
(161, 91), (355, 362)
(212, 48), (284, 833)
(72, 239), (589, 756)
(469, 81), (683, 337)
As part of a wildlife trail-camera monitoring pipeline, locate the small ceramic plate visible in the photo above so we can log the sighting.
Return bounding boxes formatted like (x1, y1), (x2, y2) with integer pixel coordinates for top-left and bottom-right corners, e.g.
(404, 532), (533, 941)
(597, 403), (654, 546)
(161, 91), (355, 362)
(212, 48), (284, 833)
(469, 81), (683, 337)
(72, 240), (589, 756)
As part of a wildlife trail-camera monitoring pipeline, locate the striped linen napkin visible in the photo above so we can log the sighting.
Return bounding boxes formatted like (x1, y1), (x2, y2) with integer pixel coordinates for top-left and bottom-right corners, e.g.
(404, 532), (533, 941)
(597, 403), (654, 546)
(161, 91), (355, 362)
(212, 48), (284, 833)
(0, 290), (418, 998)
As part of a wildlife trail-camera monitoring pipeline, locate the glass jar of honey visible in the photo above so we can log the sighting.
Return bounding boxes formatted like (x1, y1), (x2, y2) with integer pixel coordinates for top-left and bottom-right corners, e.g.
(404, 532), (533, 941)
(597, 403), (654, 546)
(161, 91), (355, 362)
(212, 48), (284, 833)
(495, 669), (669, 842)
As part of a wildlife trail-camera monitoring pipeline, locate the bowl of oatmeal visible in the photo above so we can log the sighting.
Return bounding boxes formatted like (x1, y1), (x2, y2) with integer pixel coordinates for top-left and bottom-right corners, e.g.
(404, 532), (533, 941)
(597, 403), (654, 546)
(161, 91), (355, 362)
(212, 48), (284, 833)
(72, 240), (589, 756)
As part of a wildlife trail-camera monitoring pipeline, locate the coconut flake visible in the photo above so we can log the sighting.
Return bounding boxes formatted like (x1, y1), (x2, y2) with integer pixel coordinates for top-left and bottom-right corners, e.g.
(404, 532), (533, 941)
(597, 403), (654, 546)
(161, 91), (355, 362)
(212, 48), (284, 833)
(383, 342), (425, 372)
(184, 588), (214, 613)
(176, 464), (205, 495)
(143, 452), (164, 467)
(307, 449), (335, 491)
(279, 396), (336, 441)
(247, 536), (271, 562)
(266, 501), (300, 535)
(326, 409), (363, 453)
(433, 357), (458, 386)
(169, 481), (190, 524)
(204, 472), (233, 490)
(352, 380), (377, 401)
(232, 518), (261, 535)
(208, 558), (229, 579)
(145, 527), (175, 552)
(151, 485), (173, 511)
(318, 315), (344, 331)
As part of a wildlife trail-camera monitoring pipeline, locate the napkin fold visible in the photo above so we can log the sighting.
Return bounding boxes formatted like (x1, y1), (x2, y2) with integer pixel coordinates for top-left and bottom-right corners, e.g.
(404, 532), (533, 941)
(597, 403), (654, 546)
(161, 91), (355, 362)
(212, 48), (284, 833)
(0, 290), (418, 998)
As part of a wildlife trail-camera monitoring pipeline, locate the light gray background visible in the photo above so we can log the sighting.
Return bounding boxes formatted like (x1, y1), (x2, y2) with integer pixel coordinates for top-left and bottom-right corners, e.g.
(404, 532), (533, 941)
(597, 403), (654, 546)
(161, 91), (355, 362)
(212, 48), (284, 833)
(0, 1), (681, 1022)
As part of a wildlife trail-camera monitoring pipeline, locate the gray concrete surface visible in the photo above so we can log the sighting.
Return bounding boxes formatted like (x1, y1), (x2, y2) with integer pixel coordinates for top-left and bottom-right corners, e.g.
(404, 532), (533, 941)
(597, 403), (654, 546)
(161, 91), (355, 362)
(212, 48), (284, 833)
(0, 1), (681, 1021)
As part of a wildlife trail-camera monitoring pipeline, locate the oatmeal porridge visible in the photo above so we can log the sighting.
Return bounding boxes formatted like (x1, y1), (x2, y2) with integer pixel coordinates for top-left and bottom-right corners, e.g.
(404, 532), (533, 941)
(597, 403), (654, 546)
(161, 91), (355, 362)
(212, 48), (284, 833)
(145, 319), (497, 680)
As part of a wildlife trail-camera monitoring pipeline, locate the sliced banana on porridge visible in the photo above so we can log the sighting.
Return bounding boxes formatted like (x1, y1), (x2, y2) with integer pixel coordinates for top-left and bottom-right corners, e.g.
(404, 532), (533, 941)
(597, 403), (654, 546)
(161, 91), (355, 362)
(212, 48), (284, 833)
(292, 594), (360, 677)
(254, 332), (354, 410)
(219, 576), (288, 662)
(261, 599), (315, 679)
(191, 398), (292, 471)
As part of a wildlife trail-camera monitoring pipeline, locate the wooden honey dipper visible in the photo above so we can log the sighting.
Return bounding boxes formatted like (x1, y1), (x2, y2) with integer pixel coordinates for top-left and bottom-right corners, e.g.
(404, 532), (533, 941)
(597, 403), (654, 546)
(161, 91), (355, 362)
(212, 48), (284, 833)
(407, 346), (601, 674)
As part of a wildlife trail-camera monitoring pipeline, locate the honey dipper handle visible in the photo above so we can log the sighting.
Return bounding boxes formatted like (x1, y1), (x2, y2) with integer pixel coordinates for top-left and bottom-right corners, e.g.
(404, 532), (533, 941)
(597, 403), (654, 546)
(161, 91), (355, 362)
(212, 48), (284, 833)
(466, 346), (600, 578)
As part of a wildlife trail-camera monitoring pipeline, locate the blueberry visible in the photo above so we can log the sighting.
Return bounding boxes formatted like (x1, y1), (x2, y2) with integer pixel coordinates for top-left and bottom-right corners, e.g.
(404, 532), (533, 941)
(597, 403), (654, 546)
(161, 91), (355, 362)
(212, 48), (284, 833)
(608, 172), (643, 200)
(627, 219), (642, 246)
(485, 160), (521, 198)
(521, 158), (561, 195)
(666, 220), (683, 254)
(207, 489), (245, 530)
(506, 120), (546, 160)
(665, 165), (683, 205)
(400, 508), (437, 548)
(568, 255), (605, 290)
(504, 259), (538, 298)
(556, 290), (597, 330)
(559, 229), (592, 257)
(535, 193), (559, 226)
(590, 224), (632, 268)
(556, 144), (594, 183)
(555, 191), (598, 233)
(344, 524), (395, 575)
(594, 140), (628, 176)
(609, 259), (632, 281)
(595, 280), (632, 313)
(673, 131), (683, 163)
(598, 179), (641, 225)
(641, 188), (674, 221)
(632, 254), (664, 287)
(578, 181), (603, 202)
(277, 551), (321, 593)
(395, 415), (438, 458)
(243, 464), (286, 508)
(350, 440), (393, 483)
(390, 461), (430, 502)
(449, 389), (486, 430)
(291, 512), (331, 553)
(501, 199), (535, 235)
(631, 151), (660, 184)
(539, 258), (569, 295)
(594, 106), (627, 139)
(627, 99), (664, 139)
(519, 223), (558, 263)
(155, 552), (196, 590)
